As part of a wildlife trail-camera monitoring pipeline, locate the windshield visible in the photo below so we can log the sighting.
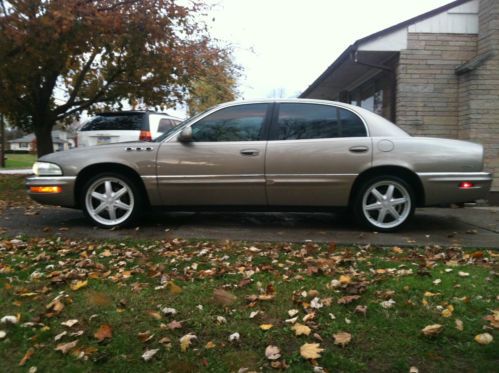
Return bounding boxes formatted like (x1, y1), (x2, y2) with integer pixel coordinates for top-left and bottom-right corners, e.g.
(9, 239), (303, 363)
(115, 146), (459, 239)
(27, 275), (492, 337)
(152, 108), (213, 142)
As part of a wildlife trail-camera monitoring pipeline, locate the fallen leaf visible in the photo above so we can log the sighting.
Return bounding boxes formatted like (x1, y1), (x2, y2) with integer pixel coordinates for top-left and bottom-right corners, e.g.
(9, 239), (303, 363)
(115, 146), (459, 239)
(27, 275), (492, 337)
(421, 324), (443, 336)
(0, 330), (6, 339)
(94, 324), (112, 342)
(338, 295), (360, 304)
(180, 333), (197, 352)
(458, 271), (470, 277)
(339, 275), (351, 284)
(54, 331), (67, 341)
(455, 319), (463, 331)
(249, 311), (260, 319)
(260, 324), (273, 330)
(167, 281), (182, 295)
(292, 323), (311, 336)
(137, 331), (154, 343)
(161, 307), (177, 316)
(167, 320), (182, 330)
(354, 305), (367, 316)
(205, 341), (216, 349)
(18, 348), (34, 366)
(300, 343), (324, 359)
(213, 288), (237, 306)
(311, 297), (323, 309)
(474, 333), (493, 345)
(265, 345), (281, 360)
(148, 311), (162, 320)
(70, 280), (88, 291)
(441, 305), (454, 318)
(55, 340), (78, 354)
(1, 315), (18, 324)
(288, 309), (299, 317)
(333, 331), (352, 347)
(61, 319), (78, 328)
(216, 316), (227, 324)
(228, 332), (240, 342)
(380, 299), (396, 309)
(409, 367), (419, 373)
(142, 348), (159, 361)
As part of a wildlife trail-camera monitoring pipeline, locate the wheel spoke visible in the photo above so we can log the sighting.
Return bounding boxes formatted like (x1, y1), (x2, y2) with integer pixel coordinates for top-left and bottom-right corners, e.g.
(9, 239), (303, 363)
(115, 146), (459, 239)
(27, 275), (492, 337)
(386, 184), (395, 200)
(114, 200), (131, 211)
(91, 191), (106, 202)
(371, 188), (384, 202)
(365, 202), (382, 211)
(391, 197), (407, 206)
(377, 209), (387, 224)
(107, 205), (117, 220)
(105, 181), (113, 198)
(113, 187), (128, 199)
(94, 202), (107, 214)
(388, 206), (400, 220)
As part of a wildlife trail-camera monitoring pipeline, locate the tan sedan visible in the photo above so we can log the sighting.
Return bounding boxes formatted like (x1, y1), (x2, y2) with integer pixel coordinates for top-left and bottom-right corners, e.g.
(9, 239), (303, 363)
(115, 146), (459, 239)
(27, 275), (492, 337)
(26, 99), (492, 231)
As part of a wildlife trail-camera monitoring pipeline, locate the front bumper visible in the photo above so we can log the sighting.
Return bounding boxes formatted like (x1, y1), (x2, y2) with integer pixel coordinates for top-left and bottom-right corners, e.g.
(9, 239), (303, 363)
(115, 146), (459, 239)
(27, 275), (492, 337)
(418, 172), (492, 206)
(26, 176), (77, 207)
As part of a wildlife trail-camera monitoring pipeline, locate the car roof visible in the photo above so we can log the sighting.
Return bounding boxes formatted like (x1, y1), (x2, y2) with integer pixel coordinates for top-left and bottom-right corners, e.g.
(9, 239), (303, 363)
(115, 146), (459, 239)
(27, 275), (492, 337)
(95, 111), (182, 120)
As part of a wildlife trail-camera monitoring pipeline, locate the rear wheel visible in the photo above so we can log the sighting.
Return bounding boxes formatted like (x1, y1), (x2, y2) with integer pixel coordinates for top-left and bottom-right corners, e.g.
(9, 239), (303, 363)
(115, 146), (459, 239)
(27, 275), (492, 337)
(81, 173), (143, 228)
(353, 175), (415, 232)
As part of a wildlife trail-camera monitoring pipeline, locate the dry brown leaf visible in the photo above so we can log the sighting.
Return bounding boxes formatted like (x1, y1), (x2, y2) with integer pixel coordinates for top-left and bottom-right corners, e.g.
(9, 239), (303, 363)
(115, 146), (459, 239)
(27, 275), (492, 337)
(55, 340), (78, 354)
(300, 343), (324, 359)
(167, 320), (182, 330)
(339, 275), (351, 284)
(213, 289), (237, 306)
(18, 348), (34, 366)
(337, 295), (360, 304)
(260, 324), (273, 330)
(94, 324), (112, 342)
(70, 280), (88, 291)
(455, 319), (464, 331)
(137, 331), (154, 343)
(354, 305), (368, 316)
(265, 345), (281, 360)
(205, 341), (216, 349)
(292, 323), (311, 336)
(421, 324), (443, 336)
(333, 332), (352, 347)
(167, 281), (182, 295)
(474, 333), (493, 345)
(142, 348), (159, 361)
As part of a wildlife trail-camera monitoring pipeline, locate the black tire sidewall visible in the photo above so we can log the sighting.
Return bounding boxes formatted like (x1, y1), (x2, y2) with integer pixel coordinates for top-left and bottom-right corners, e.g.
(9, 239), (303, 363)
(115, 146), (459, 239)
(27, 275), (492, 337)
(353, 175), (415, 232)
(80, 172), (143, 228)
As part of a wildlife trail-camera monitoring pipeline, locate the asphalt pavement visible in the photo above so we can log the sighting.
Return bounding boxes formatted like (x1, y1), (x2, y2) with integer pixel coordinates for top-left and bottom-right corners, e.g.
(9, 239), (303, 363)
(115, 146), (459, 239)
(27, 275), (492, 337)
(0, 205), (498, 248)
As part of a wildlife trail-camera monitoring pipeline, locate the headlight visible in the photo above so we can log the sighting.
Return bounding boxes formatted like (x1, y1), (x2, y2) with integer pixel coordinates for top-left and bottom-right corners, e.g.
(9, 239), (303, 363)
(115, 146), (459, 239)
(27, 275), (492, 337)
(32, 162), (63, 176)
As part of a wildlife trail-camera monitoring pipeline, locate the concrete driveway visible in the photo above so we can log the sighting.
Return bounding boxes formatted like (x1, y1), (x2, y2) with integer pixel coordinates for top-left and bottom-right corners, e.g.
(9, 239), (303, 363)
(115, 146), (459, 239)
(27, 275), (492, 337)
(0, 205), (498, 248)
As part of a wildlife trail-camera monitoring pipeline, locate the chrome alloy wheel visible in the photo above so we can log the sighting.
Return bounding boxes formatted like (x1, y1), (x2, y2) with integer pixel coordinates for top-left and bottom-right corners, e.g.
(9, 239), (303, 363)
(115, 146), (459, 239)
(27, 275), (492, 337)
(84, 177), (134, 226)
(361, 180), (411, 230)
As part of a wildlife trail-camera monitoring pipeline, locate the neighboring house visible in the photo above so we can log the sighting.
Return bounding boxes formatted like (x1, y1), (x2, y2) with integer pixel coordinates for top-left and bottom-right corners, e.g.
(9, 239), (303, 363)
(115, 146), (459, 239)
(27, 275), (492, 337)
(300, 0), (499, 194)
(9, 130), (75, 153)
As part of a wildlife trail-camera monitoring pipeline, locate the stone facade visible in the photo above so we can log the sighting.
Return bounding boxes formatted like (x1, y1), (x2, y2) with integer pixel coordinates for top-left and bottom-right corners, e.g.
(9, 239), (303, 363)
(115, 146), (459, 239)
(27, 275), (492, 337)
(396, 0), (499, 191)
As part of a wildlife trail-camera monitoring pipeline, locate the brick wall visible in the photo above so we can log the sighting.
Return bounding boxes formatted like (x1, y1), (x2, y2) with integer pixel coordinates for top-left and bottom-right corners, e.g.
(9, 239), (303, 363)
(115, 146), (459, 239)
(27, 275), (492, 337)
(463, 0), (499, 191)
(396, 33), (478, 138)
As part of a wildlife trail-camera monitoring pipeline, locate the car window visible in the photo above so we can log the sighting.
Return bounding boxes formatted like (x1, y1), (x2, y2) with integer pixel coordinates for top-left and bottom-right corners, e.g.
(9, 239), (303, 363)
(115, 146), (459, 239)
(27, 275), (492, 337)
(277, 103), (339, 140)
(191, 104), (268, 142)
(158, 119), (174, 133)
(79, 114), (144, 131)
(338, 108), (367, 137)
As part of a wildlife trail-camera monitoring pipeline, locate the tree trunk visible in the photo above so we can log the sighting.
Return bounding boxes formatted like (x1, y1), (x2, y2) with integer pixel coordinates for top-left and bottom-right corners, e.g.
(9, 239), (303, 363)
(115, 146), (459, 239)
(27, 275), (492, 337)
(34, 119), (55, 157)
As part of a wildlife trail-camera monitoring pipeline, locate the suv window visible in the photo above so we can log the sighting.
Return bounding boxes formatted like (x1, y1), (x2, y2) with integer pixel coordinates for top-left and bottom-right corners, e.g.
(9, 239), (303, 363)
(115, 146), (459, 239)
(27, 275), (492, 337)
(277, 103), (339, 140)
(80, 114), (144, 131)
(158, 119), (175, 133)
(191, 104), (268, 142)
(276, 104), (366, 140)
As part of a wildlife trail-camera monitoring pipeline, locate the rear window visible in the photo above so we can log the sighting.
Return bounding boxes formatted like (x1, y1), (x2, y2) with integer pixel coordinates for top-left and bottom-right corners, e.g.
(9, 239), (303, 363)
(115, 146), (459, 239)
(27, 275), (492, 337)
(80, 114), (145, 131)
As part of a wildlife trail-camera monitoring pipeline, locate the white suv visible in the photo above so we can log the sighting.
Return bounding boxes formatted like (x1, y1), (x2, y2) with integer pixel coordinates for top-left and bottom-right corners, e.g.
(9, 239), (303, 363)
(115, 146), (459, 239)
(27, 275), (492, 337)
(77, 111), (182, 147)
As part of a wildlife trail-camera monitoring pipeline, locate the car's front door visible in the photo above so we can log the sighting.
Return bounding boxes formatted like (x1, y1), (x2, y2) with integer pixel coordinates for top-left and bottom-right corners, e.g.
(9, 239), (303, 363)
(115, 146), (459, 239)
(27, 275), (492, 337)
(156, 103), (271, 206)
(265, 103), (372, 206)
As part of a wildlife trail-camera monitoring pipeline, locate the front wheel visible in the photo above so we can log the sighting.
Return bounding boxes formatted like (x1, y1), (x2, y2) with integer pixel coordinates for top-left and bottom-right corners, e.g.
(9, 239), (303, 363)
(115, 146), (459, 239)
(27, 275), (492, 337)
(353, 176), (415, 232)
(81, 173), (143, 228)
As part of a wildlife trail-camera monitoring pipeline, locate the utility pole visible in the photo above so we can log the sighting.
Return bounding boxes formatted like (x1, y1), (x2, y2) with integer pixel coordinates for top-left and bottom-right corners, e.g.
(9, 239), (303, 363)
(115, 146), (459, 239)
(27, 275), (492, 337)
(0, 114), (5, 168)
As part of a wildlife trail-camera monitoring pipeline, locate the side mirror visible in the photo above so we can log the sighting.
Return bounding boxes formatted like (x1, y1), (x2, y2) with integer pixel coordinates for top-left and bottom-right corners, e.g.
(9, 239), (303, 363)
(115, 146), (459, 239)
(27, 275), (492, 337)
(177, 127), (193, 142)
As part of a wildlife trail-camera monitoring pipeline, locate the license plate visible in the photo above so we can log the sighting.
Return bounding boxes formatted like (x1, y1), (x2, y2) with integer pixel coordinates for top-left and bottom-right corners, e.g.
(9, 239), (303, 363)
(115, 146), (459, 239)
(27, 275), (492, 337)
(96, 136), (112, 145)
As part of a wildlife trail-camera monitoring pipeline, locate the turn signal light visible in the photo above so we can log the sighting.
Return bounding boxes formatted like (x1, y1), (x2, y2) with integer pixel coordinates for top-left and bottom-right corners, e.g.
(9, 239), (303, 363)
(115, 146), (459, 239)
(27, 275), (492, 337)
(30, 186), (62, 193)
(139, 130), (152, 141)
(459, 181), (474, 189)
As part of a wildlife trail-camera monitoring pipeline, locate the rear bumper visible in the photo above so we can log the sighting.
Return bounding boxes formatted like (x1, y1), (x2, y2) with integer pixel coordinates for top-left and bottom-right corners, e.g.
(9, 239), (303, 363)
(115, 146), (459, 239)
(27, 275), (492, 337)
(25, 176), (77, 207)
(418, 172), (492, 206)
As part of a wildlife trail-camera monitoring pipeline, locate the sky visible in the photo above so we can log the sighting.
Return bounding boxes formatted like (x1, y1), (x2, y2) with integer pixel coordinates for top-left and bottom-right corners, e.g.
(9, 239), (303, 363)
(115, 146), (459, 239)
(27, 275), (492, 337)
(204, 0), (453, 100)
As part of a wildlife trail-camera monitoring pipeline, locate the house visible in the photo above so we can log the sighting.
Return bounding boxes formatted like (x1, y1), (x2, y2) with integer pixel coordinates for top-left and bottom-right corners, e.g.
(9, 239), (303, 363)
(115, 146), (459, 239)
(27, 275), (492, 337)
(300, 0), (499, 196)
(9, 130), (75, 153)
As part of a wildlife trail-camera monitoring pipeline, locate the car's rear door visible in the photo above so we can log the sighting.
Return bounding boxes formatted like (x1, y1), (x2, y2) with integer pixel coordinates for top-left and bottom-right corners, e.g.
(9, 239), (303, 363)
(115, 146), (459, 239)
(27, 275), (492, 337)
(155, 103), (272, 205)
(265, 102), (372, 206)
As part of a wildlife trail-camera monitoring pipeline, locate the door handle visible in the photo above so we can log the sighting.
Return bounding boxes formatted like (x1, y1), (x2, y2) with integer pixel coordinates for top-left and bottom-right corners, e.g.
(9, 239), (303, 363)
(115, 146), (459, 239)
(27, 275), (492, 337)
(349, 146), (369, 153)
(240, 149), (259, 156)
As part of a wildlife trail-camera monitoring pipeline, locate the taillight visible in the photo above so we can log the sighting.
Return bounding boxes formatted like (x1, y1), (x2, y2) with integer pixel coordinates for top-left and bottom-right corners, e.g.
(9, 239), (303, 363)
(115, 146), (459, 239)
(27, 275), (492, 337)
(459, 181), (474, 189)
(139, 130), (152, 141)
(30, 186), (62, 193)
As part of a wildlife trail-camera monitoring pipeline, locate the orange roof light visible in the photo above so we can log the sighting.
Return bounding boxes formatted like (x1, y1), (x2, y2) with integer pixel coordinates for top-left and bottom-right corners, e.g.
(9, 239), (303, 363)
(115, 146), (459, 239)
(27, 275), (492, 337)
(30, 186), (62, 193)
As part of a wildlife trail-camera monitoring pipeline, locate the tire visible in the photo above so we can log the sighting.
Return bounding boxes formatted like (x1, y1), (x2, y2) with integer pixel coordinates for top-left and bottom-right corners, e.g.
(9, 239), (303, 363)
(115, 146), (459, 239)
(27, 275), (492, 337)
(353, 175), (415, 232)
(81, 172), (143, 228)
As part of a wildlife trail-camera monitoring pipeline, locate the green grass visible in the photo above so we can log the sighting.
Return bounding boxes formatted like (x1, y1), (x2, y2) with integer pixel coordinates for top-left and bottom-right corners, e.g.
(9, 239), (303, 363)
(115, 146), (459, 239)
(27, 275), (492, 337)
(3, 153), (36, 169)
(0, 238), (497, 372)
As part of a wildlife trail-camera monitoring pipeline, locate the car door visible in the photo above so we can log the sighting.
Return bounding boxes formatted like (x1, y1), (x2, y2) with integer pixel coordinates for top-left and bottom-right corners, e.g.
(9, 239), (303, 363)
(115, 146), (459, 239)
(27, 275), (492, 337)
(156, 103), (271, 205)
(265, 102), (372, 206)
